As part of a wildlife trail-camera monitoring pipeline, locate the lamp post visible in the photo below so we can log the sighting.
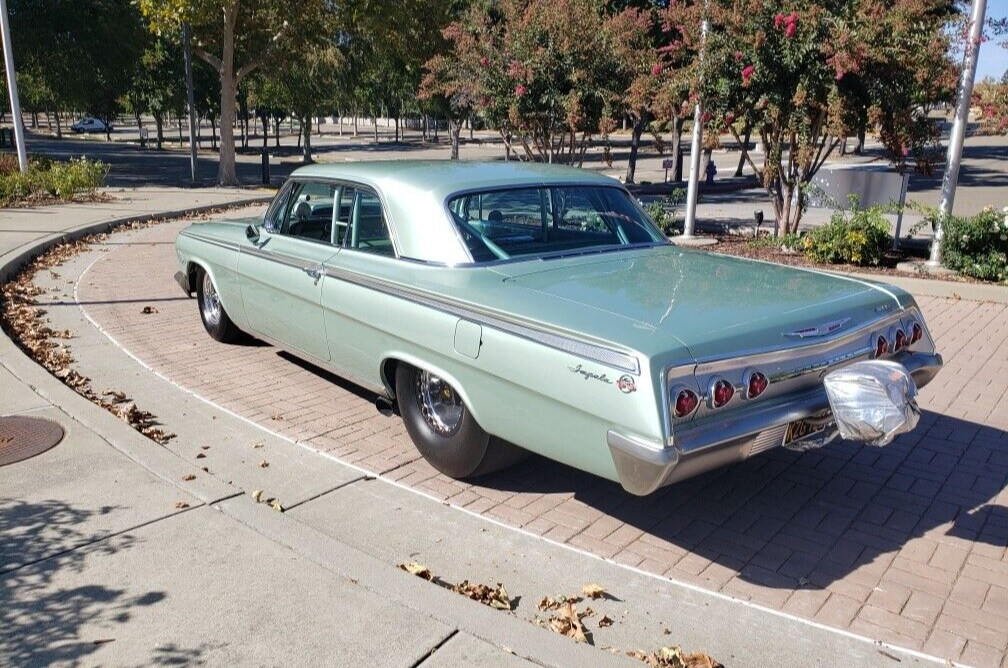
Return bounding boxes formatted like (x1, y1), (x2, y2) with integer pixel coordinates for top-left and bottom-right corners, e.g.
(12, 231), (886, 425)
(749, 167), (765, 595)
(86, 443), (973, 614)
(929, 0), (986, 267)
(0, 0), (27, 173)
(182, 23), (199, 186)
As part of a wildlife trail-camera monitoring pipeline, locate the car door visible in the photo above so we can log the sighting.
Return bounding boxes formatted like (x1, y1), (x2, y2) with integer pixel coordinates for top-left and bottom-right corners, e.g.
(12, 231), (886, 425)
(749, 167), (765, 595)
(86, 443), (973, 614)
(238, 179), (340, 362)
(321, 184), (401, 385)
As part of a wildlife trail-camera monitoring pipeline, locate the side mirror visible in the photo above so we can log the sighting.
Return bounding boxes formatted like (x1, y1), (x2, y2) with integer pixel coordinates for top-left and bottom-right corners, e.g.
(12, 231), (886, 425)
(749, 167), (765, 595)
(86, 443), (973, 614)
(246, 224), (260, 244)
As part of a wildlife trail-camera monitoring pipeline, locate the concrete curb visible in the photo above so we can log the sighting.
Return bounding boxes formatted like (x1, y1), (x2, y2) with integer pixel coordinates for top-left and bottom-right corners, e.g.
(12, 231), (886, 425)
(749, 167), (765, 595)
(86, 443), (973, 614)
(846, 270), (1008, 304)
(0, 195), (272, 283)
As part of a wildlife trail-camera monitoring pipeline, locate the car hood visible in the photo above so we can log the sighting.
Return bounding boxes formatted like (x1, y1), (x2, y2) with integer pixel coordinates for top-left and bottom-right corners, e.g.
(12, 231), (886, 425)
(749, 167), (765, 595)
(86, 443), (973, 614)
(491, 246), (905, 361)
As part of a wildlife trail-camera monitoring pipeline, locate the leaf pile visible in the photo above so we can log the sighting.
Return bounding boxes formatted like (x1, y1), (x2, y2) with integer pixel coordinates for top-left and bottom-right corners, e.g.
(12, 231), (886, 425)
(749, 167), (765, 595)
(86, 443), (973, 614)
(397, 562), (513, 611)
(626, 646), (723, 668)
(539, 601), (593, 645)
(250, 489), (284, 512)
(0, 232), (175, 443)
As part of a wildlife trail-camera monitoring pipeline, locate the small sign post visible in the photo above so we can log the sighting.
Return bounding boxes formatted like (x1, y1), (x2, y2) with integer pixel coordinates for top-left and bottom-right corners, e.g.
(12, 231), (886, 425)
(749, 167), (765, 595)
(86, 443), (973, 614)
(662, 158), (673, 184)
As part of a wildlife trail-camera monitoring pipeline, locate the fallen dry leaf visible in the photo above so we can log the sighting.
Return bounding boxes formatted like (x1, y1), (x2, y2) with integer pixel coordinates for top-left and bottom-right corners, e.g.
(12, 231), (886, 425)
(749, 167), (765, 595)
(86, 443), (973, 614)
(251, 489), (264, 502)
(270, 499), (284, 512)
(195, 452), (206, 459)
(258, 460), (269, 468)
(598, 615), (614, 628)
(546, 601), (593, 645)
(538, 595), (581, 611)
(174, 501), (190, 509)
(398, 561), (435, 581)
(453, 580), (512, 611)
(626, 646), (723, 668)
(140, 305), (158, 314)
(181, 474), (196, 482)
(582, 583), (606, 600)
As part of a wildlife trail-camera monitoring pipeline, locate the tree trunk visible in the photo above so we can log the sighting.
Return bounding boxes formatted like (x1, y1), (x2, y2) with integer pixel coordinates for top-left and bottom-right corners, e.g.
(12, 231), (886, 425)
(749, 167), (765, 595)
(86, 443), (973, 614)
(31, 111), (37, 128)
(54, 111), (62, 138)
(373, 114), (378, 142)
(624, 113), (648, 184)
(154, 113), (164, 149)
(261, 112), (269, 148)
(239, 97), (248, 149)
(274, 117), (280, 147)
(394, 115), (399, 142)
(210, 116), (218, 150)
(735, 123), (752, 177)
(213, 2), (239, 186)
(855, 125), (866, 154)
(302, 116), (313, 163)
(671, 117), (685, 181)
(338, 113), (343, 136)
(178, 117), (183, 145)
(353, 114), (358, 137)
(449, 119), (461, 160)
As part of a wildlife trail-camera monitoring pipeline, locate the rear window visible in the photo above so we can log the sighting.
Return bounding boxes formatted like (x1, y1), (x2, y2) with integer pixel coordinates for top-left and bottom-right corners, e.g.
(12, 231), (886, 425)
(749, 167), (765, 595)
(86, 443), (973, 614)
(447, 185), (665, 263)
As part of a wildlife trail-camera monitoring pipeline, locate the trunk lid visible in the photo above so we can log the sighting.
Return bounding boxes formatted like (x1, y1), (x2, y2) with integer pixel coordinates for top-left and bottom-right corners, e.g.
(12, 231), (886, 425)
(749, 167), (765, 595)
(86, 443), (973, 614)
(493, 246), (900, 361)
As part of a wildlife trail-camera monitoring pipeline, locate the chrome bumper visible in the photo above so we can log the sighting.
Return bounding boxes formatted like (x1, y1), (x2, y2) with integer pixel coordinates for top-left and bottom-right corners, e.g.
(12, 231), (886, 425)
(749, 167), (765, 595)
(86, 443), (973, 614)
(608, 351), (943, 495)
(174, 270), (191, 296)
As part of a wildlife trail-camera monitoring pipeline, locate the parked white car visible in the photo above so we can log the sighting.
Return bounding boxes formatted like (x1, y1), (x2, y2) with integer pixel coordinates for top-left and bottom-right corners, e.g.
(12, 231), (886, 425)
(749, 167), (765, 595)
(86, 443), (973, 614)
(71, 117), (112, 134)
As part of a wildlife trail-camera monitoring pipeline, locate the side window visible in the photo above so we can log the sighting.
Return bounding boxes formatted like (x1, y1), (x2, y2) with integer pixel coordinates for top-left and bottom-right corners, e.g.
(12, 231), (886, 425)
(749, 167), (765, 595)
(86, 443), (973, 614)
(277, 181), (338, 243)
(342, 187), (394, 257)
(468, 188), (546, 241)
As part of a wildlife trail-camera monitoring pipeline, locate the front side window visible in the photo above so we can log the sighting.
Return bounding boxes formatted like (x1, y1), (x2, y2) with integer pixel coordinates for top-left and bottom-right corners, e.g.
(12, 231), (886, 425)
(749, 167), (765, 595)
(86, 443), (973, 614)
(448, 185), (665, 263)
(277, 181), (339, 243)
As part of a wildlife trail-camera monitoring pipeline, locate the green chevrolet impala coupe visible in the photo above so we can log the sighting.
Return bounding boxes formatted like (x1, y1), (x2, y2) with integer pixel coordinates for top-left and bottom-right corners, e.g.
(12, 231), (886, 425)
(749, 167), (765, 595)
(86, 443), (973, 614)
(174, 161), (943, 495)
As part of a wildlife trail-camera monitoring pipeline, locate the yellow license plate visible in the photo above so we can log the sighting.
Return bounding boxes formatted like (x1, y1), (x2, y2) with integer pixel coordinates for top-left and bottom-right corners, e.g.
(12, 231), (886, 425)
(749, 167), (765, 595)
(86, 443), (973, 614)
(782, 419), (826, 447)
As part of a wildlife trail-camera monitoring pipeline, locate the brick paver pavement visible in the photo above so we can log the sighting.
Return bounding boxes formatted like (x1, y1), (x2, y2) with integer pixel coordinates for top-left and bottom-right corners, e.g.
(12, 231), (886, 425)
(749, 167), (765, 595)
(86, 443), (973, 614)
(80, 219), (1008, 667)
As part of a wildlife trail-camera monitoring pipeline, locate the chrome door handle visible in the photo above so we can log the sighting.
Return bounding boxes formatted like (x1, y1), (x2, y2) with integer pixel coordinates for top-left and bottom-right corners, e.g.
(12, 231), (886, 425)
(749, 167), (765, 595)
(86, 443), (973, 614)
(304, 264), (324, 283)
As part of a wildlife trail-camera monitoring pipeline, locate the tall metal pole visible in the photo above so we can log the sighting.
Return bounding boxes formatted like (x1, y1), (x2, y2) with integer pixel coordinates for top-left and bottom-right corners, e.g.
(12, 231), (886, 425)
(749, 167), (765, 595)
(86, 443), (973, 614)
(0, 0), (27, 173)
(682, 14), (709, 239)
(182, 23), (199, 186)
(929, 0), (986, 267)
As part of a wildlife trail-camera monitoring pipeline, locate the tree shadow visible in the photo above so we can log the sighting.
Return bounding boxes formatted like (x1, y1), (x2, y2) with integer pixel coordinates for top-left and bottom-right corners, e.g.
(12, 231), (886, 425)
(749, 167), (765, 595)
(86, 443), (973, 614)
(473, 410), (1007, 591)
(0, 498), (183, 668)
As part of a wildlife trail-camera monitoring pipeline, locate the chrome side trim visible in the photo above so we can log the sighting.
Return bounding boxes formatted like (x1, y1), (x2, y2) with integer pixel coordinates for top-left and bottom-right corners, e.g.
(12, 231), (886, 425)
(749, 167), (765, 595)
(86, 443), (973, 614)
(178, 231), (242, 253)
(324, 265), (641, 375)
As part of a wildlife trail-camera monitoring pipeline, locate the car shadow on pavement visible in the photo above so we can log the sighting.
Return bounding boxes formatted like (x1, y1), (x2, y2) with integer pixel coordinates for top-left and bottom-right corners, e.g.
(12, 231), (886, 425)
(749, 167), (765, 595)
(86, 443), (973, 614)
(472, 409), (1007, 591)
(0, 498), (179, 668)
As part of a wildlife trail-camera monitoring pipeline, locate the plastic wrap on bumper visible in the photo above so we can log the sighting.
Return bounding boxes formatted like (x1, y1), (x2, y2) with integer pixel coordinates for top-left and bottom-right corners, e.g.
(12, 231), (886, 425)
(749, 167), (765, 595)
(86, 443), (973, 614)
(824, 360), (920, 446)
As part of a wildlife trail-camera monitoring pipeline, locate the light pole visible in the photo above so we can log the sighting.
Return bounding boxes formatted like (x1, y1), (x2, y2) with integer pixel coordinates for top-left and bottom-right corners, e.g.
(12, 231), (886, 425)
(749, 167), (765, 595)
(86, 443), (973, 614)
(182, 23), (199, 186)
(0, 0), (27, 173)
(682, 14), (709, 239)
(929, 0), (987, 267)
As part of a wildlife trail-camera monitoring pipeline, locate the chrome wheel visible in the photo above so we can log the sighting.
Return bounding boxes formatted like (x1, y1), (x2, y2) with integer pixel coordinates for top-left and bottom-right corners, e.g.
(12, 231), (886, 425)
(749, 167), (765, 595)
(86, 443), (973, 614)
(414, 370), (464, 436)
(201, 272), (222, 327)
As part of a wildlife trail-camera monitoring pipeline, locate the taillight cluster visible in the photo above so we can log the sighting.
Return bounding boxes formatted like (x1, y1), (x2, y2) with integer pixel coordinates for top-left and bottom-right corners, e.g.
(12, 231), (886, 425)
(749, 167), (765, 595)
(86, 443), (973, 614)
(872, 318), (925, 359)
(672, 369), (770, 419)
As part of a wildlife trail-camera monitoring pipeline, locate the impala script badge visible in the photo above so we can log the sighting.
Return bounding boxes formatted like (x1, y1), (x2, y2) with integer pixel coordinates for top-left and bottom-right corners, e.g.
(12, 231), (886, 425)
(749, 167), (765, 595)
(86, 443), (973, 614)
(617, 375), (637, 393)
(782, 317), (852, 339)
(568, 364), (612, 385)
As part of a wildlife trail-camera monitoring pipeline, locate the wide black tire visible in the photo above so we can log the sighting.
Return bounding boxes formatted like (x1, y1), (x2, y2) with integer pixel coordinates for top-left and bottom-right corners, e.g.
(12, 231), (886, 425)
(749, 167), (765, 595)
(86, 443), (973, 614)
(396, 364), (527, 479)
(195, 267), (241, 343)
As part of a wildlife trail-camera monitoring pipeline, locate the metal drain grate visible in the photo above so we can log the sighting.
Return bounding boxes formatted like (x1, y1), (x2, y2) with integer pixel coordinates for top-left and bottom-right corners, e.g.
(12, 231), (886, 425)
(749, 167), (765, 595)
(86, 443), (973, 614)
(0, 416), (65, 466)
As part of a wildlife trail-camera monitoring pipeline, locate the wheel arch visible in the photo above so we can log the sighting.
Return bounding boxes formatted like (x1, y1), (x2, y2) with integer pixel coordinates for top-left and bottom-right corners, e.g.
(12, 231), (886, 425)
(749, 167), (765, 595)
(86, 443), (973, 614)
(379, 354), (484, 424)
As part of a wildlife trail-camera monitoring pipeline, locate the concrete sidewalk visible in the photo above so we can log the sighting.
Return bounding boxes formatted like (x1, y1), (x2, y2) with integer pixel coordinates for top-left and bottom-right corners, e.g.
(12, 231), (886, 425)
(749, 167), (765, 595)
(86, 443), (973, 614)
(0, 191), (985, 668)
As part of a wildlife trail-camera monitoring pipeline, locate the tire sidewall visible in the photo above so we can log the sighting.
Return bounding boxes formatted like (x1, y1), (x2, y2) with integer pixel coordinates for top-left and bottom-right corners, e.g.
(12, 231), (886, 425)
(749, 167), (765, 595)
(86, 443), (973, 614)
(396, 364), (489, 478)
(196, 268), (230, 342)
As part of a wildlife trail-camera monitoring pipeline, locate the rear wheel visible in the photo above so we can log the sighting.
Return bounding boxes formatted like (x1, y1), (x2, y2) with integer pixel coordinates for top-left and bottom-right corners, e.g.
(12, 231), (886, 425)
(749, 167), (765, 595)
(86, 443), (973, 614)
(196, 268), (240, 343)
(395, 363), (526, 478)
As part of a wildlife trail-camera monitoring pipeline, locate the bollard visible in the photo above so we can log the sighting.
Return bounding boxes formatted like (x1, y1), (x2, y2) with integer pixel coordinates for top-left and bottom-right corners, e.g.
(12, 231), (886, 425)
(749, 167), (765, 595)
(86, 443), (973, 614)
(261, 148), (270, 185)
(753, 209), (764, 237)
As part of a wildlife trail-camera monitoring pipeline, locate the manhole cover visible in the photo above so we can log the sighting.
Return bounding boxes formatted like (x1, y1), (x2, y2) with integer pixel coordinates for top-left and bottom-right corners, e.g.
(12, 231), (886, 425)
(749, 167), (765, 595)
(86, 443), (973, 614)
(0, 416), (65, 466)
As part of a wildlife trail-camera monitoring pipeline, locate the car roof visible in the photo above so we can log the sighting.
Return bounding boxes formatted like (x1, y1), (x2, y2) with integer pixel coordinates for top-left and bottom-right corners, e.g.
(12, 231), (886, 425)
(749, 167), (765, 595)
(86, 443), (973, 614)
(290, 160), (620, 202)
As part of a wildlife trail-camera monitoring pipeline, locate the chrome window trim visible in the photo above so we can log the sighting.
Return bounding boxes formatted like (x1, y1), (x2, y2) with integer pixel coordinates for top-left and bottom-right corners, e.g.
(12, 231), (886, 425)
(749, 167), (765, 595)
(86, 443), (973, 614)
(441, 183), (669, 266)
(323, 264), (641, 375)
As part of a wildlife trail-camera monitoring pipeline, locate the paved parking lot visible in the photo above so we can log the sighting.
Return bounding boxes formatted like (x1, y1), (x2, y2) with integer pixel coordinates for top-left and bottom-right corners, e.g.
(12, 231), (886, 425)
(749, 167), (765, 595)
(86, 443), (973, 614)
(78, 216), (1008, 667)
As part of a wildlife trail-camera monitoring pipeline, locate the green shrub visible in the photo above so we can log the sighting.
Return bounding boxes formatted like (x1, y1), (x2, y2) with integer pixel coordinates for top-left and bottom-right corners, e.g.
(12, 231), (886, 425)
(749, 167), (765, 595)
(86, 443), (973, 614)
(802, 197), (892, 266)
(0, 155), (107, 207)
(938, 206), (1008, 283)
(644, 189), (686, 236)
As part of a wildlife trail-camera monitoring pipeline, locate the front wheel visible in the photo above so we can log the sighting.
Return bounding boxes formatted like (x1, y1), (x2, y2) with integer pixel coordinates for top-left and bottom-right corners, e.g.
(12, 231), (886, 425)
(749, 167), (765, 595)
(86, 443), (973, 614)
(395, 364), (526, 479)
(196, 268), (241, 343)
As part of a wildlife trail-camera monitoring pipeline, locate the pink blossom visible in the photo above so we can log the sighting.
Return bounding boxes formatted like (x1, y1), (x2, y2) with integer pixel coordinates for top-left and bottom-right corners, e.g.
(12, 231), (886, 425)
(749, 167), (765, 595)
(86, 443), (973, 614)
(507, 60), (524, 78)
(700, 111), (712, 123)
(479, 56), (489, 67)
(725, 112), (735, 124)
(514, 84), (527, 97)
(651, 63), (662, 76)
(773, 13), (785, 28)
(785, 21), (797, 38)
(734, 50), (743, 62)
(901, 144), (909, 157)
(741, 64), (755, 82)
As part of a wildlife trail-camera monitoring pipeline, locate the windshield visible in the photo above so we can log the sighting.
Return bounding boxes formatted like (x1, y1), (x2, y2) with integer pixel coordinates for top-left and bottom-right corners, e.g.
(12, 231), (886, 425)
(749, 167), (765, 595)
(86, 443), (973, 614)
(447, 185), (667, 263)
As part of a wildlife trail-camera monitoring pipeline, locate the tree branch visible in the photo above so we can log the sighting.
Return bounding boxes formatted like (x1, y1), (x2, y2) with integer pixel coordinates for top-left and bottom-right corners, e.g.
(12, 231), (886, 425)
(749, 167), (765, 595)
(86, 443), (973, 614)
(236, 24), (290, 83)
(192, 45), (223, 74)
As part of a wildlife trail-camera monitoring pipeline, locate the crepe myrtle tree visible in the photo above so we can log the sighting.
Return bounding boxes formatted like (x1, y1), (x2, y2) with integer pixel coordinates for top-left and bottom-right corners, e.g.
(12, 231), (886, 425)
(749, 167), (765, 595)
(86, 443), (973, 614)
(137, 0), (326, 186)
(690, 0), (959, 234)
(428, 0), (648, 166)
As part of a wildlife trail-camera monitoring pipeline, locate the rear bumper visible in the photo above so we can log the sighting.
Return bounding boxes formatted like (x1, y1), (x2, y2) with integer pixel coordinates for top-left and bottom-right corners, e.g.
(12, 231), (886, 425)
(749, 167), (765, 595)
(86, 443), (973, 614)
(607, 351), (943, 495)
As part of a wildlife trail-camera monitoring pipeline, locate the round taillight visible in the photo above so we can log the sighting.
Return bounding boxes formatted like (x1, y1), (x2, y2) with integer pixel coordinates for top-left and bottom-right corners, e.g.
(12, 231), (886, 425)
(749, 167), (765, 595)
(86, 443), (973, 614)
(674, 389), (699, 418)
(711, 379), (735, 408)
(747, 371), (769, 399)
(911, 322), (923, 343)
(874, 335), (889, 358)
(894, 328), (908, 352)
